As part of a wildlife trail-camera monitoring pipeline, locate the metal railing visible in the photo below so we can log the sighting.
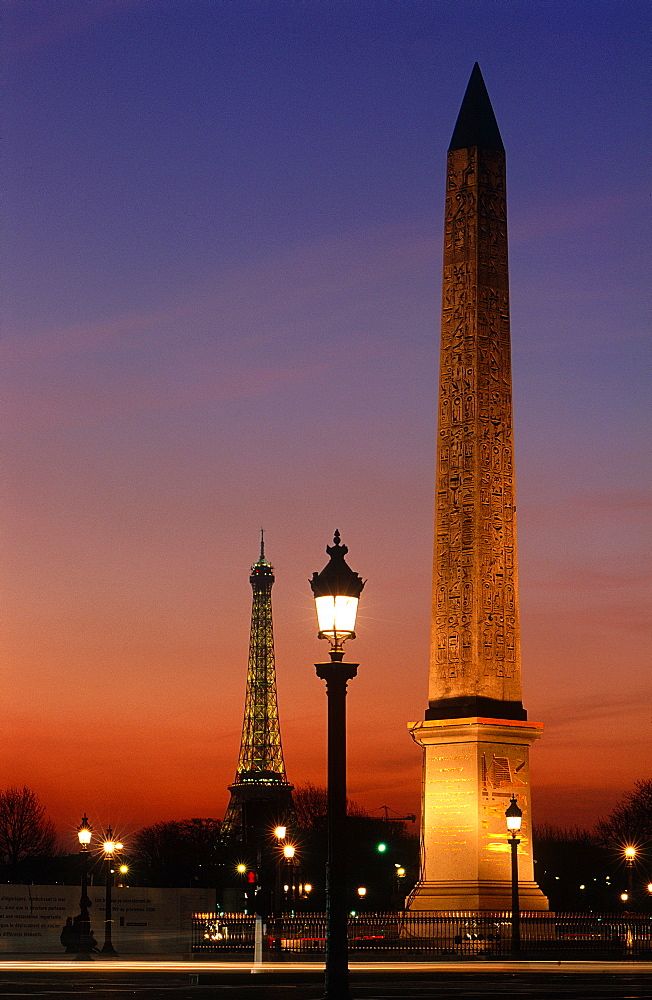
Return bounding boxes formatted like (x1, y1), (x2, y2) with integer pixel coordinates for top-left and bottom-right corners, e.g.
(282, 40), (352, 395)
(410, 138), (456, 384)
(192, 911), (652, 959)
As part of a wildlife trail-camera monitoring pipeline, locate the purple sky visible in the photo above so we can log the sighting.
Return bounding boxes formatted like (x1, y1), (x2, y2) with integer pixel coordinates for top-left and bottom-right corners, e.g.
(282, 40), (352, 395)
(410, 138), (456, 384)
(2, 1), (649, 842)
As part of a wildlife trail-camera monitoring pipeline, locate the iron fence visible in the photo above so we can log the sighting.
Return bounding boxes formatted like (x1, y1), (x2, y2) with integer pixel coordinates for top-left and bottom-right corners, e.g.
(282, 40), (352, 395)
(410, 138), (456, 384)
(192, 911), (652, 959)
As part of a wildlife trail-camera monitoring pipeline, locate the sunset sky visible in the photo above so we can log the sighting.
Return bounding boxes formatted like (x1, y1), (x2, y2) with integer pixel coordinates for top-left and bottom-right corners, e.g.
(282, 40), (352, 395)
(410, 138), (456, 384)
(3, 1), (649, 848)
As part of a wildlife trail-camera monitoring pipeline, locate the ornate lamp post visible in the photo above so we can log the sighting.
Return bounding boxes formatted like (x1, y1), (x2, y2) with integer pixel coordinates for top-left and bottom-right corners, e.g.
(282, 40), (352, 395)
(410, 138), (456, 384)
(283, 843), (296, 911)
(76, 814), (94, 958)
(274, 825), (287, 918)
(505, 795), (522, 955)
(101, 827), (121, 955)
(272, 825), (287, 952)
(310, 530), (365, 1000)
(624, 846), (637, 907)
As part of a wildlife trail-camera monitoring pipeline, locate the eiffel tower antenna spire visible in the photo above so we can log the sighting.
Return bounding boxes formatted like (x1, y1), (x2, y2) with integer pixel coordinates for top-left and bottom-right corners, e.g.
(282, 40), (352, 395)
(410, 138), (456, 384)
(221, 536), (294, 847)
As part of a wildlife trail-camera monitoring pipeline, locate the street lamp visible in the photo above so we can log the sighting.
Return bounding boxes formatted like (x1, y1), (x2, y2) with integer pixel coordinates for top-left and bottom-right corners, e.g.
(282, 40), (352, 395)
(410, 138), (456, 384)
(273, 826), (287, 919)
(101, 827), (119, 955)
(76, 814), (94, 958)
(283, 843), (296, 910)
(624, 846), (637, 905)
(310, 530), (365, 1000)
(505, 795), (522, 956)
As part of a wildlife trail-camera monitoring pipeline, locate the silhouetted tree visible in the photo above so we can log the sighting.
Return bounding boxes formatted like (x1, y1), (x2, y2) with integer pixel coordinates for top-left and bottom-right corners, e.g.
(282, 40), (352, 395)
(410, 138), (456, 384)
(132, 818), (222, 886)
(293, 782), (366, 832)
(533, 824), (618, 911)
(294, 783), (328, 830)
(292, 784), (418, 910)
(0, 786), (58, 868)
(595, 780), (652, 847)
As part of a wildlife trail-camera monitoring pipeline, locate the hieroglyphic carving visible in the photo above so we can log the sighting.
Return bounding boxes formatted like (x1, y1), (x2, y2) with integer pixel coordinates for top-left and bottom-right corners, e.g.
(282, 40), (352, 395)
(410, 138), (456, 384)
(430, 143), (522, 705)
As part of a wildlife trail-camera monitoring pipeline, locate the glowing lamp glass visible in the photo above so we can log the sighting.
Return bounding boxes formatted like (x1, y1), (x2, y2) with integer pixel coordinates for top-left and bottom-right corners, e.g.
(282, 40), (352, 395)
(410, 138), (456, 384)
(103, 840), (116, 856)
(236, 864), (247, 874)
(283, 844), (295, 859)
(315, 595), (358, 641)
(357, 887), (367, 897)
(274, 826), (287, 840)
(119, 865), (129, 875)
(624, 846), (636, 860)
(505, 795), (523, 833)
(77, 819), (92, 847)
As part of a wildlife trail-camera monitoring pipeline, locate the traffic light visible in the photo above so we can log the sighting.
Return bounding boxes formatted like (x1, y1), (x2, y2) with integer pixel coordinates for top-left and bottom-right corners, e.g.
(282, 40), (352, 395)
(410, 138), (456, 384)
(377, 842), (387, 853)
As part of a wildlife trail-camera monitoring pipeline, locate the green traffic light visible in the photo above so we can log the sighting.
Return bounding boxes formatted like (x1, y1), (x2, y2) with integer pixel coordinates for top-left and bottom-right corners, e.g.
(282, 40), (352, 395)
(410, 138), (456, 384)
(377, 843), (387, 853)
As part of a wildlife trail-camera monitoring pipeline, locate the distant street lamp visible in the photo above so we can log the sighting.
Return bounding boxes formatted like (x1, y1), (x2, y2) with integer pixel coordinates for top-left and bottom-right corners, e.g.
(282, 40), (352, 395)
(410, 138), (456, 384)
(505, 795), (523, 956)
(271, 827), (289, 953)
(624, 846), (637, 905)
(76, 814), (94, 958)
(283, 843), (296, 910)
(101, 827), (119, 955)
(274, 826), (287, 917)
(310, 530), (365, 1000)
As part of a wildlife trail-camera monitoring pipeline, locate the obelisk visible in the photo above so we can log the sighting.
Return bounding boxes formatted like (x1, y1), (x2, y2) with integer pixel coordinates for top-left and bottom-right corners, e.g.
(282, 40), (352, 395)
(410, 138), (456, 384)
(408, 65), (548, 911)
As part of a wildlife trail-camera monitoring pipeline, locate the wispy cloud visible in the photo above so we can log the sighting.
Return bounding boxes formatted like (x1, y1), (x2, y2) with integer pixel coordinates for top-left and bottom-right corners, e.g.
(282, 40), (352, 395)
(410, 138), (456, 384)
(3, 219), (437, 425)
(5, 217), (436, 363)
(511, 191), (648, 244)
(538, 692), (650, 734)
(3, 0), (136, 60)
(520, 489), (651, 525)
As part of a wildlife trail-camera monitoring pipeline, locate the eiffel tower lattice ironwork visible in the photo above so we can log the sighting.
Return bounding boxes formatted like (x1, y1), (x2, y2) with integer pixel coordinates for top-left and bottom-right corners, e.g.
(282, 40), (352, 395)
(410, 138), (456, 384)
(221, 533), (294, 846)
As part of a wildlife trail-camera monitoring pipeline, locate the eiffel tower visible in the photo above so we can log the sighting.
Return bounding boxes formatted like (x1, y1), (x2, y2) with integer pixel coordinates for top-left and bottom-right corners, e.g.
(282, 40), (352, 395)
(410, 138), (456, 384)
(221, 533), (294, 851)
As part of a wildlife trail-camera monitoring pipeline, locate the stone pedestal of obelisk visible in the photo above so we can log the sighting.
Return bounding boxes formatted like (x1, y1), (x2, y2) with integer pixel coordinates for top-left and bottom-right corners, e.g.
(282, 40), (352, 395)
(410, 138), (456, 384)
(408, 64), (548, 911)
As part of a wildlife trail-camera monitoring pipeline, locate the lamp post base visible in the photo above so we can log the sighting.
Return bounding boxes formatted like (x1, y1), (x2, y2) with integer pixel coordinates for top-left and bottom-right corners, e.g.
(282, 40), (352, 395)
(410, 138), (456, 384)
(510, 835), (521, 955)
(316, 657), (357, 1000)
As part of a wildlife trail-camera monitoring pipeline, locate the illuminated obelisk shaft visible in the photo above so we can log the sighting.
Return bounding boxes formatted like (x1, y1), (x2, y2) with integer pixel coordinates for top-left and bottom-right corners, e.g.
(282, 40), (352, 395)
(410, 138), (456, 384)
(408, 65), (547, 911)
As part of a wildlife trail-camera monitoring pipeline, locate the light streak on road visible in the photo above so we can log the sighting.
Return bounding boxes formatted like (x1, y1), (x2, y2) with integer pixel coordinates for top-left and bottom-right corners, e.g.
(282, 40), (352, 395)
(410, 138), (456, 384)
(0, 959), (651, 974)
